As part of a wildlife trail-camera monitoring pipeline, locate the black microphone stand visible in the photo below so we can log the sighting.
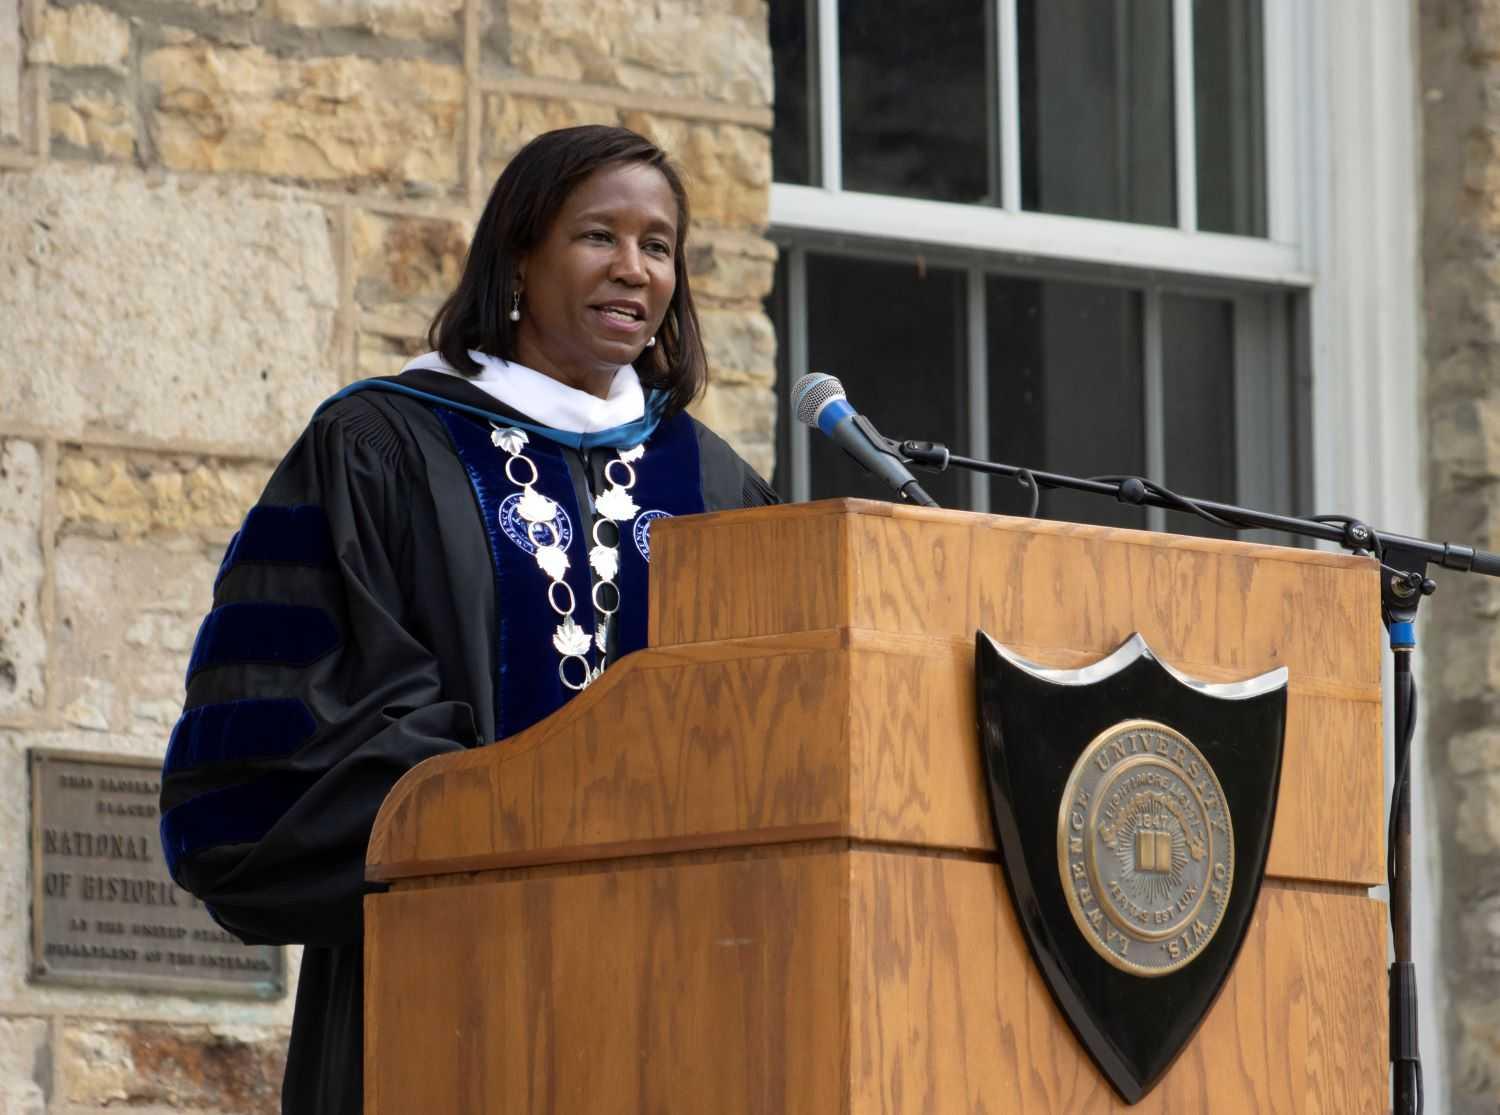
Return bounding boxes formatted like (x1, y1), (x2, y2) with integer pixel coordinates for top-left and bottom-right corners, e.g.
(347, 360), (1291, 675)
(892, 438), (1500, 1115)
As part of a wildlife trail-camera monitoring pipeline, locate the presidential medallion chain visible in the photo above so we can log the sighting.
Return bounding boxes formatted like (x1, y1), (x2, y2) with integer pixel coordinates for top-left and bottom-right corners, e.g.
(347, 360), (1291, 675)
(489, 424), (644, 691)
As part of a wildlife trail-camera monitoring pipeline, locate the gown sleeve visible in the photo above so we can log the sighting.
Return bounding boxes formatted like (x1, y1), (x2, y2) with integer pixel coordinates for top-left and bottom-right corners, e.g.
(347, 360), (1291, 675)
(158, 395), (477, 948)
(692, 419), (783, 511)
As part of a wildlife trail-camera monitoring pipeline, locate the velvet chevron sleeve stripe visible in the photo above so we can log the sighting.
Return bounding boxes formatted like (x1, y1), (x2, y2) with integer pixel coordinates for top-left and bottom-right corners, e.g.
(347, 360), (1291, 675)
(215, 504), (337, 588)
(163, 698), (318, 776)
(184, 602), (340, 683)
(160, 769), (324, 873)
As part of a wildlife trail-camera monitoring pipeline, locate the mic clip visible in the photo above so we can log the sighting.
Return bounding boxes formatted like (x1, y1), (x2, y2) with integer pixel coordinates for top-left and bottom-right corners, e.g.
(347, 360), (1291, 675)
(897, 440), (951, 471)
(848, 414), (910, 465)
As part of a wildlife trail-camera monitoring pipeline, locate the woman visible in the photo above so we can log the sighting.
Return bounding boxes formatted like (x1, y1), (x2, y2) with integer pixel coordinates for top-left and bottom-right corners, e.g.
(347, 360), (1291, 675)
(157, 126), (777, 1115)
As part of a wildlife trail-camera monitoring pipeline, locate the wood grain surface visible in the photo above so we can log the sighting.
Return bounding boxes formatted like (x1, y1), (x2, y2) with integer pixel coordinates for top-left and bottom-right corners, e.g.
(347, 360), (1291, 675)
(848, 852), (1386, 1115)
(649, 501), (1383, 696)
(364, 847), (1385, 1114)
(368, 632), (1380, 887)
(366, 848), (851, 1115)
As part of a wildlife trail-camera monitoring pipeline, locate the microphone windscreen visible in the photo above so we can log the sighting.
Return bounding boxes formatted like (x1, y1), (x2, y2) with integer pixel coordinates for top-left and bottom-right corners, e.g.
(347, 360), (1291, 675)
(793, 373), (846, 427)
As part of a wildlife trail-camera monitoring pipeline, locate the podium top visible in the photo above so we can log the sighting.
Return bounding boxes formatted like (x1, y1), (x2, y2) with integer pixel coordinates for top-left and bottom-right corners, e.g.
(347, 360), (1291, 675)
(649, 499), (1380, 690)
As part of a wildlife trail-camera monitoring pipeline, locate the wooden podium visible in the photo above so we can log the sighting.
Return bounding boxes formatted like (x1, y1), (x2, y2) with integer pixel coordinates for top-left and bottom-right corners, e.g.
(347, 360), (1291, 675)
(364, 500), (1387, 1114)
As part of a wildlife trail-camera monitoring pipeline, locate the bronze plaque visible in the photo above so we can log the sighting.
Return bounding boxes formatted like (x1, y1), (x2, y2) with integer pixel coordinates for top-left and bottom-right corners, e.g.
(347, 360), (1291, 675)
(29, 749), (284, 998)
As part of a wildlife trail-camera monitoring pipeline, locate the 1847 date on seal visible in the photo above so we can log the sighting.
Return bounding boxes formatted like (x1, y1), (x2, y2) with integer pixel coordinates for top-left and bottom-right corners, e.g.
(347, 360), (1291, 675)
(1057, 719), (1234, 977)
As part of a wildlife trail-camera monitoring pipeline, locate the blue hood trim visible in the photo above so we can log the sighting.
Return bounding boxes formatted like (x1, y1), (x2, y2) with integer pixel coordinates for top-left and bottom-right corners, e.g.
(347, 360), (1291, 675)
(315, 378), (668, 450)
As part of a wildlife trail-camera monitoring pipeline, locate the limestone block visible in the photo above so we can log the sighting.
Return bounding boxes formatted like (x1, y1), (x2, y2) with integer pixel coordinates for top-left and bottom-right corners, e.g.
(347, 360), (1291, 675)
(621, 111), (770, 229)
(351, 208), (466, 328)
(0, 440), (45, 718)
(144, 43), (463, 191)
(1429, 324), (1500, 393)
(687, 230), (776, 305)
(0, 1017), (48, 1115)
(689, 380), (776, 480)
(1432, 395), (1500, 490)
(1452, 726), (1500, 776)
(356, 326), (424, 378)
(180, 0), (260, 13)
(267, 0), (462, 40)
(0, 732), (27, 993)
(25, 3), (129, 71)
(481, 92), (620, 180)
(1457, 995), (1500, 1098)
(1431, 629), (1500, 705)
(0, 1079), (44, 1114)
(0, 0), (20, 147)
(699, 306), (775, 386)
(0, 166), (339, 450)
(507, 0), (771, 107)
(1458, 767), (1500, 853)
(357, 302), (432, 349)
(57, 448), (272, 543)
(53, 534), (222, 734)
(1463, 128), (1500, 236)
(49, 88), (134, 159)
(1459, 892), (1500, 976)
(58, 1019), (285, 1112)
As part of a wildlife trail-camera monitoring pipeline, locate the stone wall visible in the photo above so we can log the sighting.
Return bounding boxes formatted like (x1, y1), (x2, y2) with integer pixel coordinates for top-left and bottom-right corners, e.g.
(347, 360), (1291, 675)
(0, 0), (775, 1108)
(1423, 2), (1500, 1110)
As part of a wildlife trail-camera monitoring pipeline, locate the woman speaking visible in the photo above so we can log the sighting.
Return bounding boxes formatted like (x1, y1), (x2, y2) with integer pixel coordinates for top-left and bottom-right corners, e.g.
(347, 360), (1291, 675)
(156, 126), (777, 1115)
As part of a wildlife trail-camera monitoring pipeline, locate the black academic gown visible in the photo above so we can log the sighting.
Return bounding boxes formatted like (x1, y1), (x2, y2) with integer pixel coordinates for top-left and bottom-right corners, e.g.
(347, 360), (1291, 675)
(158, 371), (778, 1115)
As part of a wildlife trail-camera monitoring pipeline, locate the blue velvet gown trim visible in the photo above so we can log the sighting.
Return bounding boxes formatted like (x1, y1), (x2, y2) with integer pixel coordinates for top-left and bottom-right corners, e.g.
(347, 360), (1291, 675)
(437, 408), (594, 737)
(611, 411), (704, 654)
(160, 769), (321, 873)
(318, 379), (668, 451)
(164, 698), (318, 775)
(435, 408), (704, 740)
(215, 505), (335, 588)
(185, 602), (340, 684)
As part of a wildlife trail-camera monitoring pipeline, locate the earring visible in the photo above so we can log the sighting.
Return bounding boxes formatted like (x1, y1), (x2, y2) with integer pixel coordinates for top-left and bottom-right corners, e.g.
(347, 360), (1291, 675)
(646, 336), (656, 348)
(509, 290), (521, 322)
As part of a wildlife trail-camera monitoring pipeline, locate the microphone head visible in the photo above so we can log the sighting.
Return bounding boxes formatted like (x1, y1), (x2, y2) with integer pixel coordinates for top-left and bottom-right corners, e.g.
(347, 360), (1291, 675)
(793, 373), (847, 428)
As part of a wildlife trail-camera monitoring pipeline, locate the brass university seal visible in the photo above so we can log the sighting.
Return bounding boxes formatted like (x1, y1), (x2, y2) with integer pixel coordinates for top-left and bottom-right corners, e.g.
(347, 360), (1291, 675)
(1057, 719), (1234, 976)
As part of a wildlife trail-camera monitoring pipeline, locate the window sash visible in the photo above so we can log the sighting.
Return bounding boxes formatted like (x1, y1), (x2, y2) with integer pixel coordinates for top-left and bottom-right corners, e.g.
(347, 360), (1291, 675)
(784, 0), (1301, 273)
(775, 242), (1297, 529)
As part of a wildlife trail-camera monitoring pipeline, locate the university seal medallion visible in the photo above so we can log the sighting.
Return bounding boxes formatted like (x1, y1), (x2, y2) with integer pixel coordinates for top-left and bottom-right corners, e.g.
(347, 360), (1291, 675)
(1059, 720), (1233, 976)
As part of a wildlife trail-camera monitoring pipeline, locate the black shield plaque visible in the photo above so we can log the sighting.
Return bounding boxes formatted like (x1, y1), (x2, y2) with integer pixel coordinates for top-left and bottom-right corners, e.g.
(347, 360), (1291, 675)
(976, 631), (1287, 1104)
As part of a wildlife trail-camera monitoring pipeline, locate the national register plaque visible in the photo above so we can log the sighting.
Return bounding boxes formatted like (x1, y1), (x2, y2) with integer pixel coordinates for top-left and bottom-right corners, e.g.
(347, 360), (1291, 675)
(29, 749), (284, 998)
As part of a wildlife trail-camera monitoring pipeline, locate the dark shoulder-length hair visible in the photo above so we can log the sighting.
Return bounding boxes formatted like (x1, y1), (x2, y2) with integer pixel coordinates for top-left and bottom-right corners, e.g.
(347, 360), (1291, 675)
(427, 125), (708, 417)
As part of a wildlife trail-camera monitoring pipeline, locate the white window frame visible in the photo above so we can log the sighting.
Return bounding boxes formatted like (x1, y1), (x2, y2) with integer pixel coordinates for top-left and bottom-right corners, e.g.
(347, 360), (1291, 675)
(776, 0), (1308, 279)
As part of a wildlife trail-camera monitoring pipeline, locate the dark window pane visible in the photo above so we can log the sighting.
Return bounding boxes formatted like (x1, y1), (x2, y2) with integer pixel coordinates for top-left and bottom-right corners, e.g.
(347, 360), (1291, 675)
(769, 250), (794, 498)
(986, 278), (1146, 528)
(1194, 0), (1266, 236)
(805, 254), (967, 507)
(1019, 0), (1175, 225)
(839, 0), (991, 203)
(1161, 293), (1236, 537)
(770, 0), (815, 186)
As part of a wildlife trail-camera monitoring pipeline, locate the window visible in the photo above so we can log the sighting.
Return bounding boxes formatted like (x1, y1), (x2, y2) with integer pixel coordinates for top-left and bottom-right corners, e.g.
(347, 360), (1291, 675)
(767, 0), (1306, 537)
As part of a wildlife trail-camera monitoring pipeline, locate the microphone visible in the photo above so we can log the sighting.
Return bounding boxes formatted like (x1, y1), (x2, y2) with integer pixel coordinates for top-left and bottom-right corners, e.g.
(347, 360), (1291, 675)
(792, 373), (939, 507)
